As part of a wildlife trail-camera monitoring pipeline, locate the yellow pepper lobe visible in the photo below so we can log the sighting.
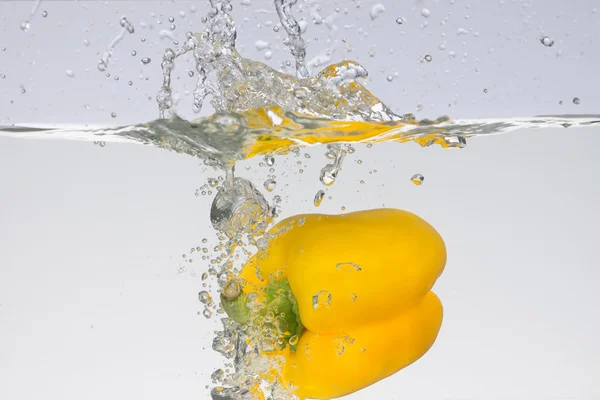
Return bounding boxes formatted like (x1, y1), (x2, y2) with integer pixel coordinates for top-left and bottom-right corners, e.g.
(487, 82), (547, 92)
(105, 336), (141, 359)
(285, 291), (443, 400)
(236, 208), (447, 399)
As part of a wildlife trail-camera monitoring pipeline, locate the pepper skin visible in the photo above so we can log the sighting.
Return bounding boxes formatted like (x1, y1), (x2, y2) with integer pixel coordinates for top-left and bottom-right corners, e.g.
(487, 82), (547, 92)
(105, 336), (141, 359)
(224, 208), (446, 399)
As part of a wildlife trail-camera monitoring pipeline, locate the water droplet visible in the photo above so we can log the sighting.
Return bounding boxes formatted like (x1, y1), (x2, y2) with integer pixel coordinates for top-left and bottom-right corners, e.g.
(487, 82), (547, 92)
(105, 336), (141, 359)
(141, 37), (146, 42)
(263, 179), (277, 192)
(386, 75), (394, 82)
(20, 22), (30, 32)
(83, 39), (90, 47)
(188, 70), (194, 77)
(42, 11), (48, 18)
(170, 24), (176, 30)
(421, 8), (430, 17)
(573, 97), (580, 105)
(350, 293), (358, 302)
(411, 173), (425, 185)
(312, 290), (332, 310)
(203, 308), (213, 319)
(273, 26), (280, 32)
(424, 54), (432, 62)
(396, 17), (404, 25)
(540, 36), (555, 47)
(169, 16), (175, 23)
(111, 112), (117, 118)
(141, 57), (151, 65)
(65, 69), (75, 78)
(0, 74), (6, 79)
(131, 50), (137, 56)
(483, 88), (488, 93)
(20, 86), (26, 94)
(128, 80), (133, 86)
(336, 262), (362, 272)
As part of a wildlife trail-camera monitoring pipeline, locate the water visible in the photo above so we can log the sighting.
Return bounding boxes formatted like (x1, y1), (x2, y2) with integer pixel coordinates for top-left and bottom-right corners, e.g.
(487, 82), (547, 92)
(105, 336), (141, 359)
(2, 113), (598, 170)
(1, 1), (600, 400)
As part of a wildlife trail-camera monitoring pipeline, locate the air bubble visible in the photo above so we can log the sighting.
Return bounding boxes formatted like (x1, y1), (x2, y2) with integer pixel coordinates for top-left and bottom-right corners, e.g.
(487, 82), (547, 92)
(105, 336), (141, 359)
(312, 290), (332, 310)
(369, 4), (386, 20)
(396, 18), (404, 25)
(336, 262), (362, 272)
(42, 11), (48, 18)
(411, 174), (425, 185)
(421, 8), (430, 17)
(141, 57), (151, 65)
(264, 156), (275, 166)
(424, 54), (432, 62)
(386, 75), (394, 82)
(314, 190), (325, 207)
(111, 112), (117, 118)
(540, 36), (554, 47)
(263, 179), (277, 192)
(198, 291), (213, 305)
(573, 97), (580, 105)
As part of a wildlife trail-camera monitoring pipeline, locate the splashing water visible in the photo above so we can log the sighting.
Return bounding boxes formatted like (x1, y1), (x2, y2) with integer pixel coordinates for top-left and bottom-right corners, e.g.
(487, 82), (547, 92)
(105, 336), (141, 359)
(97, 16), (135, 72)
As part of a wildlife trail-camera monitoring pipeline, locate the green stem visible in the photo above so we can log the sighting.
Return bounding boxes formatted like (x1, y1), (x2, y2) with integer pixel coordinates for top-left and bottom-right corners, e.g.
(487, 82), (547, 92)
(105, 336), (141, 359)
(220, 278), (304, 351)
(220, 280), (251, 325)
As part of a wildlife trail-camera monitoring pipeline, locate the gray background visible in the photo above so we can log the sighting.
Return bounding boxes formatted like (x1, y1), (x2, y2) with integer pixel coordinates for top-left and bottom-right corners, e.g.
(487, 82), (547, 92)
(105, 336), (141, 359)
(1, 1), (600, 400)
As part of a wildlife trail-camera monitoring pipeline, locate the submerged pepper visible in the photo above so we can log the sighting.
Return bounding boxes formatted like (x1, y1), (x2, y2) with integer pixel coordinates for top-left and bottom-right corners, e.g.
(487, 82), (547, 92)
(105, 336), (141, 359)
(221, 208), (446, 399)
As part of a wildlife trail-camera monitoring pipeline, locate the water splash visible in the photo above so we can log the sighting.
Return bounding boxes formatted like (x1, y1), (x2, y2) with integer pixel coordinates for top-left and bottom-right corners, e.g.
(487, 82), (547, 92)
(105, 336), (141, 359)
(20, 0), (42, 32)
(97, 16), (135, 72)
(2, 112), (599, 169)
(274, 0), (309, 78)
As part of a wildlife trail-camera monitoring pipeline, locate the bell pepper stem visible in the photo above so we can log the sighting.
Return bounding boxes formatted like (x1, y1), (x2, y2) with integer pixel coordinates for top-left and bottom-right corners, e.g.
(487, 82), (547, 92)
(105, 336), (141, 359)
(220, 278), (304, 352)
(221, 280), (251, 325)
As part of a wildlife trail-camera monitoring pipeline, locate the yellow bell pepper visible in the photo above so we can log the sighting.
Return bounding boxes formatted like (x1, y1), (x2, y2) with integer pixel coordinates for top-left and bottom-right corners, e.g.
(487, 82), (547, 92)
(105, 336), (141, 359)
(221, 208), (446, 399)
